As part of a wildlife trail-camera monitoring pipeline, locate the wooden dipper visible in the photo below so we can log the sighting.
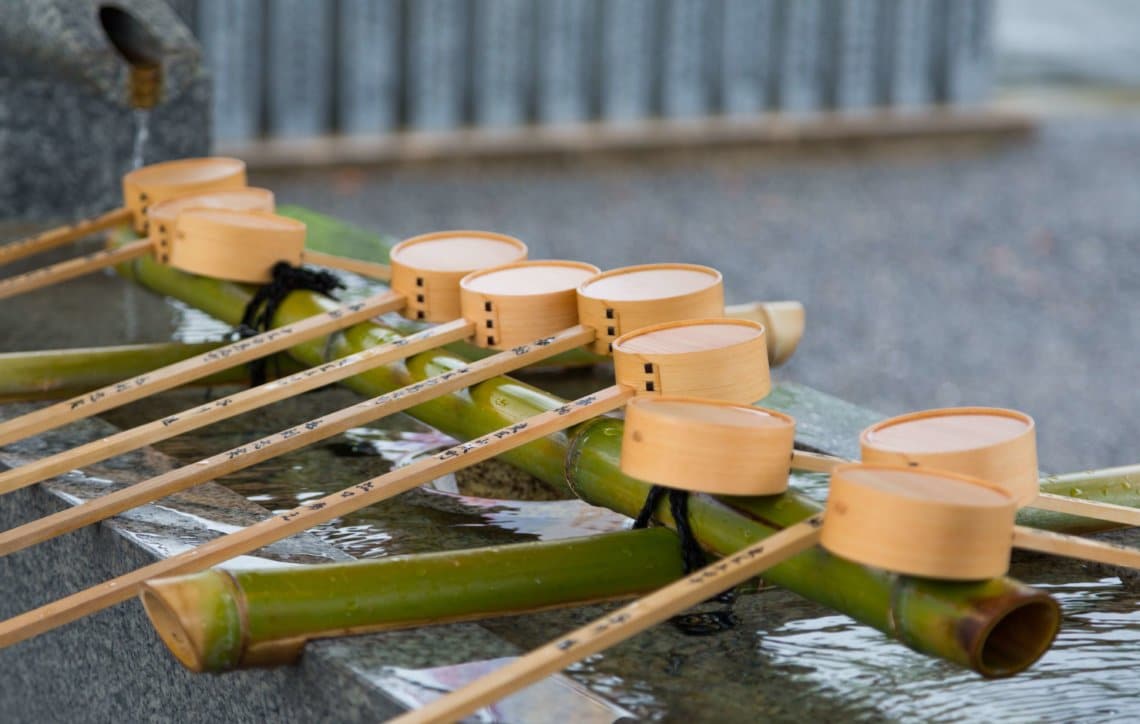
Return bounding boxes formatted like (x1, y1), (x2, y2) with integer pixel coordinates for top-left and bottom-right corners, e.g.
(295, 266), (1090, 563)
(621, 397), (794, 495)
(861, 408), (1140, 526)
(391, 231), (529, 322)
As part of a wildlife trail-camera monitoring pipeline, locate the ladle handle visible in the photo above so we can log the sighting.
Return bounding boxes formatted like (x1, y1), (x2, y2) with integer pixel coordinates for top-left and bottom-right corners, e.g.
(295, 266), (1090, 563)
(392, 516), (824, 724)
(0, 207), (133, 266)
(723, 300), (804, 366)
(301, 250), (392, 281)
(1030, 493), (1140, 527)
(0, 239), (152, 301)
(0, 370), (621, 650)
(0, 291), (405, 448)
(791, 450), (847, 473)
(1012, 525), (1140, 569)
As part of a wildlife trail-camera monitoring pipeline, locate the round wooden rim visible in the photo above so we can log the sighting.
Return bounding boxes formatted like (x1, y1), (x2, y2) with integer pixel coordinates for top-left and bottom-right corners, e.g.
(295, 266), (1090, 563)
(829, 462), (1017, 505)
(860, 407), (1035, 455)
(622, 396), (794, 495)
(576, 262), (723, 300)
(611, 317), (766, 353)
(459, 259), (602, 297)
(625, 395), (794, 434)
(122, 156), (247, 192)
(389, 230), (528, 271)
(148, 187), (276, 224)
(821, 462), (1019, 580)
(169, 209), (307, 279)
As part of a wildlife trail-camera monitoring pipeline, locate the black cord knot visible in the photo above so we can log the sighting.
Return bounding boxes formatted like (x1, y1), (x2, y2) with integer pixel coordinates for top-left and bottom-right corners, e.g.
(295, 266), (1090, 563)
(236, 262), (345, 385)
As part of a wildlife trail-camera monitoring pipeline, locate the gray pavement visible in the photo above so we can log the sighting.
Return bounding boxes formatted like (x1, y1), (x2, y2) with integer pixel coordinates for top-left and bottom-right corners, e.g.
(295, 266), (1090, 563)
(256, 113), (1140, 474)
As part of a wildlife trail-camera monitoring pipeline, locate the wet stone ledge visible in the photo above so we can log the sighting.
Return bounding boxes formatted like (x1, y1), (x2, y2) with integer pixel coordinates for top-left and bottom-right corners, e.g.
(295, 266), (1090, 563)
(0, 404), (622, 723)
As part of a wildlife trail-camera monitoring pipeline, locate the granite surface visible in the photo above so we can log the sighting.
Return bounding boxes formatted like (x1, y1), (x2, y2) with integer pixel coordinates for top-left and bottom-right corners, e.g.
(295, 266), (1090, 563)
(0, 0), (210, 220)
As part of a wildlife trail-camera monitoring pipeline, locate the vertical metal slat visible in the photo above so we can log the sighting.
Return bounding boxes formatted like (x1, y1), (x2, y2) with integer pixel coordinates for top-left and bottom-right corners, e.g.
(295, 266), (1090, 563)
(599, 0), (654, 122)
(721, 0), (776, 115)
(536, 0), (595, 124)
(407, 0), (468, 131)
(660, 0), (714, 118)
(829, 0), (879, 110)
(338, 0), (400, 134)
(197, 0), (263, 141)
(775, 0), (824, 112)
(879, 0), (935, 107)
(472, 0), (532, 127)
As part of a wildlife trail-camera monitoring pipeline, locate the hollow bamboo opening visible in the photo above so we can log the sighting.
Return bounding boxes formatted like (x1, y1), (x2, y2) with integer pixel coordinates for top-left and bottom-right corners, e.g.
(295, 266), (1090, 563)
(974, 598), (1060, 678)
(139, 588), (208, 673)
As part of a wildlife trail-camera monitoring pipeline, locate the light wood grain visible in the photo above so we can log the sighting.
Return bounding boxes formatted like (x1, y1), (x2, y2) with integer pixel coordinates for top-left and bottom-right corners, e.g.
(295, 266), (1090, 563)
(621, 397), (795, 495)
(0, 239), (153, 300)
(723, 301), (805, 366)
(121, 157), (247, 233)
(0, 319), (474, 497)
(577, 264), (724, 354)
(301, 249), (392, 281)
(860, 407), (1039, 504)
(1012, 526), (1140, 569)
(0, 325), (595, 557)
(612, 319), (769, 403)
(390, 231), (528, 322)
(460, 261), (600, 349)
(0, 291), (404, 448)
(0, 207), (133, 266)
(170, 210), (306, 283)
(821, 463), (1018, 580)
(1030, 493), (1140, 527)
(0, 372), (623, 649)
(393, 515), (823, 724)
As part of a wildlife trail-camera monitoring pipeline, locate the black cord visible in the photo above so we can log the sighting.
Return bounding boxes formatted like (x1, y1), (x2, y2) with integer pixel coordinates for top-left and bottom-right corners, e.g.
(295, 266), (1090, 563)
(236, 262), (344, 385)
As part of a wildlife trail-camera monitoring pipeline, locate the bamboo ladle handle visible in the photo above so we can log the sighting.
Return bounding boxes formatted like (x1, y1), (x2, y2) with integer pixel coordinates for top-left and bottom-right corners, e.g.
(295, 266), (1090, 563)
(0, 291), (404, 448)
(0, 239), (153, 301)
(1029, 493), (1140, 527)
(392, 515), (824, 724)
(1012, 525), (1140, 568)
(301, 249), (392, 282)
(0, 378), (628, 649)
(0, 325), (596, 557)
(0, 319), (475, 496)
(0, 207), (133, 267)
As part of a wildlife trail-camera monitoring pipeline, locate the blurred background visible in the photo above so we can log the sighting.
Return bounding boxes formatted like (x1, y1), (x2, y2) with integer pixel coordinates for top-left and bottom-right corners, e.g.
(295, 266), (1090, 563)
(2, 0), (1138, 474)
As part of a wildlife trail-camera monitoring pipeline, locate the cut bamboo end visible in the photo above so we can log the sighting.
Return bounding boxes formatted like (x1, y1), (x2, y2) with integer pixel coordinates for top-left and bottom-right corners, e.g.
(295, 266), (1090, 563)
(148, 188), (275, 261)
(170, 209), (306, 283)
(122, 157), (247, 233)
(612, 318), (770, 403)
(390, 230), (528, 322)
(621, 397), (795, 495)
(860, 407), (1039, 505)
(723, 300), (805, 366)
(459, 260), (600, 349)
(139, 570), (245, 673)
(822, 463), (1018, 580)
(576, 263), (725, 354)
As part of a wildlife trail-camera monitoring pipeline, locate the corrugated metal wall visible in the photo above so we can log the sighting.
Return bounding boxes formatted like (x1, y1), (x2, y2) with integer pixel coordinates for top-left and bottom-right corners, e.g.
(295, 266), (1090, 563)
(170, 0), (995, 143)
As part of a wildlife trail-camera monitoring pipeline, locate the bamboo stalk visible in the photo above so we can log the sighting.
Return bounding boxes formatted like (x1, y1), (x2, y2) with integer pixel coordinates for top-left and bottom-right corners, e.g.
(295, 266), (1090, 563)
(398, 517), (825, 724)
(0, 342), (251, 402)
(0, 384), (632, 649)
(0, 290), (404, 447)
(0, 240), (153, 300)
(0, 207), (133, 266)
(0, 319), (473, 495)
(139, 528), (685, 672)
(113, 213), (1140, 677)
(1028, 465), (1140, 533)
(0, 325), (594, 555)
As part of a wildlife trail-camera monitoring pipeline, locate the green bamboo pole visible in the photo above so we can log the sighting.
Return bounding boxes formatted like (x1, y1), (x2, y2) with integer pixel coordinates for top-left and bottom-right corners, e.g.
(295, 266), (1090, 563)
(115, 231), (1072, 678)
(140, 528), (684, 673)
(0, 342), (253, 402)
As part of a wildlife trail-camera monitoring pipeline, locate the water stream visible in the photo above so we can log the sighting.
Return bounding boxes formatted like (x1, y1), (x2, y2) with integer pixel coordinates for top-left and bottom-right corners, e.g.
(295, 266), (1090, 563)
(130, 109), (150, 170)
